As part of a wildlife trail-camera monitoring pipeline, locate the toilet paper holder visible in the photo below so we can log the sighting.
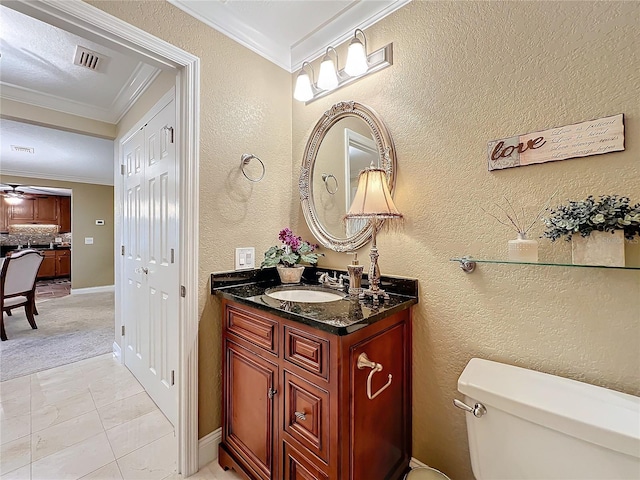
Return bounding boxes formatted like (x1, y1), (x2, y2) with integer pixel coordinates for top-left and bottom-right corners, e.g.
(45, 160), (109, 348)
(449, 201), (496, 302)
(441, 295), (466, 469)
(357, 352), (393, 400)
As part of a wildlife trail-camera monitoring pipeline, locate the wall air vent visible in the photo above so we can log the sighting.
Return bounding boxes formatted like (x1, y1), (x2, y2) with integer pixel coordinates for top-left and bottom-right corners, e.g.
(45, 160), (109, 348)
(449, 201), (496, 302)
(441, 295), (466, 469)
(10, 145), (34, 154)
(73, 46), (105, 71)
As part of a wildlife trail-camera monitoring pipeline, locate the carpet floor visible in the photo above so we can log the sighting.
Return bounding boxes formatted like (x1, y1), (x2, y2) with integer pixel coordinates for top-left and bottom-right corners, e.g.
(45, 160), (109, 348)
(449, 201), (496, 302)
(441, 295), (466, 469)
(0, 292), (114, 381)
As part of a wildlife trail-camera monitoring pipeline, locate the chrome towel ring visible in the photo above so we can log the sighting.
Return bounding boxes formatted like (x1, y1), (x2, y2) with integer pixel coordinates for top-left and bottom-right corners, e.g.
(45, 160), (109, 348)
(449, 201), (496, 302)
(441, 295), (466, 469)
(241, 153), (265, 182)
(322, 173), (338, 194)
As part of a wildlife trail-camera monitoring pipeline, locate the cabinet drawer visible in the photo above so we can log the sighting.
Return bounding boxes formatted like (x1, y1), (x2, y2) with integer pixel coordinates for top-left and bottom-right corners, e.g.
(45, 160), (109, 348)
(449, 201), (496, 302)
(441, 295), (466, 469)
(283, 441), (329, 480)
(226, 305), (278, 354)
(283, 371), (329, 463)
(284, 327), (329, 380)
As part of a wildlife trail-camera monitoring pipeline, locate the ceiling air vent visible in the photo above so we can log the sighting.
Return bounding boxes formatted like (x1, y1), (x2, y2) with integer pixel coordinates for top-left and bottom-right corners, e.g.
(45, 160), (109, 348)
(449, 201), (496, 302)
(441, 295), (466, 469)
(11, 145), (34, 154)
(73, 46), (104, 71)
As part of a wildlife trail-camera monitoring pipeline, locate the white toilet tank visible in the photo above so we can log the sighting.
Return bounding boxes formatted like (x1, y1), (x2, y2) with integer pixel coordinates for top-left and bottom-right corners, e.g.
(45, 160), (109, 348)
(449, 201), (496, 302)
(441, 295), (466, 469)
(457, 358), (640, 480)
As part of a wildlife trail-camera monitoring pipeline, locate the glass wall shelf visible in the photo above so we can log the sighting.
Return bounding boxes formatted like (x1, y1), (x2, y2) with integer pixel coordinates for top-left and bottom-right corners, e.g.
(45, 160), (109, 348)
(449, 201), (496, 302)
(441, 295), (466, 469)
(450, 256), (640, 273)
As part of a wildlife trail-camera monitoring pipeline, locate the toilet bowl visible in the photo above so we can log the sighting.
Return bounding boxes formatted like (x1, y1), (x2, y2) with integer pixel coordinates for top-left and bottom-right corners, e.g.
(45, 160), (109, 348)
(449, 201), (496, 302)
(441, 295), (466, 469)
(405, 466), (450, 480)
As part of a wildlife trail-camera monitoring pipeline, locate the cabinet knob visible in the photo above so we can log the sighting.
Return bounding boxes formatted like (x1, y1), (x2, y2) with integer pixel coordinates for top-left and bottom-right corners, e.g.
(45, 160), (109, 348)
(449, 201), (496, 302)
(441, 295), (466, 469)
(294, 411), (306, 421)
(267, 388), (277, 399)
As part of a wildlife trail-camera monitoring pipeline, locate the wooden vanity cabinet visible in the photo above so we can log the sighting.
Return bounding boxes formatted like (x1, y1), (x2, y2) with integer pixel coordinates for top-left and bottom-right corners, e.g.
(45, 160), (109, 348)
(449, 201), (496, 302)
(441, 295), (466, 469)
(220, 299), (412, 480)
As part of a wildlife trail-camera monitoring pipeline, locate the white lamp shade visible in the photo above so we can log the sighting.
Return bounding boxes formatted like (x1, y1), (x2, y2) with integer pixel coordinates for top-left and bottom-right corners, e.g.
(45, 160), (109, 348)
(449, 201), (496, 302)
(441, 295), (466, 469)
(317, 56), (339, 90)
(346, 168), (402, 219)
(293, 71), (313, 102)
(345, 39), (368, 76)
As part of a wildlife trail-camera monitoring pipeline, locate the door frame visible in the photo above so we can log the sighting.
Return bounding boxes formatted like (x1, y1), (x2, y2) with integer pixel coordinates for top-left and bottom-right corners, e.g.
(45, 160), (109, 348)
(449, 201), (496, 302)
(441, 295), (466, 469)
(4, 1), (201, 475)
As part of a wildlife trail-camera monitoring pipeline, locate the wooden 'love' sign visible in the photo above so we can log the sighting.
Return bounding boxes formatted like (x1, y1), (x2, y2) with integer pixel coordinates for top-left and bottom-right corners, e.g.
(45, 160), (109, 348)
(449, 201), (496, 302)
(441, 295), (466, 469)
(487, 114), (624, 171)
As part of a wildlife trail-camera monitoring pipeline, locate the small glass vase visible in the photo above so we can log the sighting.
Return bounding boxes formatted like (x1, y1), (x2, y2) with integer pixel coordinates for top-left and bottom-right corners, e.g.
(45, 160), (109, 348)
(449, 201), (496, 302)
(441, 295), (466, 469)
(276, 265), (305, 284)
(508, 233), (539, 262)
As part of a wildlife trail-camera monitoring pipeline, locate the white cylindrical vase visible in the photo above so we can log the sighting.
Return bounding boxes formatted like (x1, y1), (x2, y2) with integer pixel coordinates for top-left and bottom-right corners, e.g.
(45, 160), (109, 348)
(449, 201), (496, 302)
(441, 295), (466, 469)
(508, 233), (539, 262)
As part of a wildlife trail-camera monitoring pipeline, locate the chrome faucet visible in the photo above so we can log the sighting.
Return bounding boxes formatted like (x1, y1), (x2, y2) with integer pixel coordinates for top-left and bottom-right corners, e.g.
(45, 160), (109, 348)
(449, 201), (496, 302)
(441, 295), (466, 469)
(317, 271), (345, 290)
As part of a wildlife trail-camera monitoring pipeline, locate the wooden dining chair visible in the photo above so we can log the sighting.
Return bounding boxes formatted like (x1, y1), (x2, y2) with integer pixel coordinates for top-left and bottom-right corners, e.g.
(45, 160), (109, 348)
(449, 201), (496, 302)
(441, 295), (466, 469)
(1, 249), (44, 341)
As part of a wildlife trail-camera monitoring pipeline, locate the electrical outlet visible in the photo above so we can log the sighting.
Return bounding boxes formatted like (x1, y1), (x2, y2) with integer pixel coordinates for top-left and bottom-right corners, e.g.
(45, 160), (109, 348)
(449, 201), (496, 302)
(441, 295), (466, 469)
(85, 237), (94, 245)
(235, 247), (255, 270)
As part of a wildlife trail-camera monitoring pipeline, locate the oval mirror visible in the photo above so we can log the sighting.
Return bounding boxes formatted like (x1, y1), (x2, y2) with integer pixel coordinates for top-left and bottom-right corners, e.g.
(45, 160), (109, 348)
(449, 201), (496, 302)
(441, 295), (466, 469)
(299, 102), (396, 252)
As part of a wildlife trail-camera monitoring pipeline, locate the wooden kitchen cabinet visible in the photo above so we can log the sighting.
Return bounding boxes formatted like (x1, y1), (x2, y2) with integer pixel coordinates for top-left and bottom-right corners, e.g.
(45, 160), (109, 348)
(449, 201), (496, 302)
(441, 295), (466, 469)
(0, 202), (7, 233)
(58, 196), (71, 233)
(37, 251), (56, 279)
(34, 196), (58, 223)
(9, 199), (35, 223)
(219, 300), (412, 480)
(56, 249), (71, 277)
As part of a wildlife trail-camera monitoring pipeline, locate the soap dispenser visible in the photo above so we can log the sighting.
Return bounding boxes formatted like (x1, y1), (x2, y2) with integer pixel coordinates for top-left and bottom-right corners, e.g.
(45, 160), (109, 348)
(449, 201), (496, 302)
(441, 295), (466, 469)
(347, 253), (364, 296)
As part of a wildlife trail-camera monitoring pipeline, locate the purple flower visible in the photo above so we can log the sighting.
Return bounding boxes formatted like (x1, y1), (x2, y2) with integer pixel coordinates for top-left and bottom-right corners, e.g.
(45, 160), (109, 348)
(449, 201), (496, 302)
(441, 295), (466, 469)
(278, 228), (293, 243)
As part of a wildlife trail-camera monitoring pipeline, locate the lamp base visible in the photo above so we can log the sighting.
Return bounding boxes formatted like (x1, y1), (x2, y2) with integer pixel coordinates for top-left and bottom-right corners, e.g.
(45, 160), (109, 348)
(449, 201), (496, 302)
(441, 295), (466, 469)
(359, 287), (389, 303)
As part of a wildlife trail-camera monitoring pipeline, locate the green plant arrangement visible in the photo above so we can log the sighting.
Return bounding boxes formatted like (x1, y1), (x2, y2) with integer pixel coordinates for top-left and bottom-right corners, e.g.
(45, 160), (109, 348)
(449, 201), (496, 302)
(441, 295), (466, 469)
(261, 228), (322, 268)
(542, 195), (640, 242)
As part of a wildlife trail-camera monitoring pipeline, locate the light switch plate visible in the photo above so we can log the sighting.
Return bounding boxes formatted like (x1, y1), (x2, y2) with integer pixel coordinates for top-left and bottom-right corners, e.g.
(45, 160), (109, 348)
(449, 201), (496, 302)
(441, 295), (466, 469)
(235, 247), (255, 270)
(85, 237), (94, 245)
(95, 219), (105, 226)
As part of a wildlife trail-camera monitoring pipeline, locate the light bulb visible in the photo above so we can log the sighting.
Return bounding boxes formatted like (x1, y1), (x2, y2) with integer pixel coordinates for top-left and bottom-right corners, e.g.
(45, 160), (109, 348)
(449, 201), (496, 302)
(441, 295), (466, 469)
(345, 38), (368, 76)
(4, 196), (22, 205)
(293, 70), (313, 102)
(317, 55), (338, 90)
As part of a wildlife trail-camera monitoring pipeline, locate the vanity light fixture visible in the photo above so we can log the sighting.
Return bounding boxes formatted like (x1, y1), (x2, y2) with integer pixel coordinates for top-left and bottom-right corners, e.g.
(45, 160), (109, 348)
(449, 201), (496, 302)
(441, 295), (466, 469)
(345, 165), (402, 303)
(344, 29), (368, 76)
(294, 29), (393, 104)
(317, 47), (340, 91)
(293, 62), (316, 102)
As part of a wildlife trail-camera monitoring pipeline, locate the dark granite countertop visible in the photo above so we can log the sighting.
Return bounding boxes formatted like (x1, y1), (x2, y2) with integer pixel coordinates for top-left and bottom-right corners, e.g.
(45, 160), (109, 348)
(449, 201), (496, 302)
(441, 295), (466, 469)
(211, 267), (418, 336)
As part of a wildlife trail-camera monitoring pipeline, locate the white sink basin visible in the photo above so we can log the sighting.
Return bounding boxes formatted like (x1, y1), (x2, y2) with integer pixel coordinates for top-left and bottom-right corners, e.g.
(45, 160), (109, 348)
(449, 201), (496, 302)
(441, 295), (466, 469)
(265, 287), (345, 303)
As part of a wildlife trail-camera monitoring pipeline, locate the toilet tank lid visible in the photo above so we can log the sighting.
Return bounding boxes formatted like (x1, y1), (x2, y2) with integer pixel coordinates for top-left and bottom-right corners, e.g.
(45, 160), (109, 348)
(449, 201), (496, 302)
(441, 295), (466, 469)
(458, 358), (640, 459)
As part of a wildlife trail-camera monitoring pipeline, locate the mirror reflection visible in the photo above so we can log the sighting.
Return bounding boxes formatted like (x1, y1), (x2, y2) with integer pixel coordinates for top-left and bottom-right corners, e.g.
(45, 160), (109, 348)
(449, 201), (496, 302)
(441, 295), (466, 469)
(300, 101), (396, 252)
(312, 117), (380, 239)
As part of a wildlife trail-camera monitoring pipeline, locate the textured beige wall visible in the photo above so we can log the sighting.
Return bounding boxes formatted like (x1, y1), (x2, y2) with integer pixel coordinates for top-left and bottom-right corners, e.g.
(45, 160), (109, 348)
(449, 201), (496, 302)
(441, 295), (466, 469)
(87, 1), (293, 438)
(292, 2), (640, 478)
(0, 175), (114, 289)
(0, 98), (116, 139)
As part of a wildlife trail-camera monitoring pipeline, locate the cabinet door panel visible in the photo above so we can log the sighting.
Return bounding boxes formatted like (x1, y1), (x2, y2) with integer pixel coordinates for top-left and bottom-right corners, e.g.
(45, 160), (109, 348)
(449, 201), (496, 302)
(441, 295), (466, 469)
(227, 305), (278, 354)
(224, 340), (277, 480)
(283, 371), (329, 463)
(10, 200), (35, 222)
(283, 441), (329, 480)
(58, 196), (71, 232)
(349, 323), (410, 480)
(284, 326), (329, 380)
(35, 197), (57, 223)
(56, 250), (71, 277)
(38, 252), (56, 278)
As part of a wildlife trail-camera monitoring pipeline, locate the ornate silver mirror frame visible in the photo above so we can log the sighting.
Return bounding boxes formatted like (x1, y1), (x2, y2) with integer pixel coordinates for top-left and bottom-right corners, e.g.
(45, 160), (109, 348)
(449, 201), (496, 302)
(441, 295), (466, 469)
(299, 101), (397, 252)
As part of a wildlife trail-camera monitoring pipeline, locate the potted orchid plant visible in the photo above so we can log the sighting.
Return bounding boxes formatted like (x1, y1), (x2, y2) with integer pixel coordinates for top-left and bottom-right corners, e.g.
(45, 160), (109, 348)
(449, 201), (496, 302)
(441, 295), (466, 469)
(261, 228), (322, 283)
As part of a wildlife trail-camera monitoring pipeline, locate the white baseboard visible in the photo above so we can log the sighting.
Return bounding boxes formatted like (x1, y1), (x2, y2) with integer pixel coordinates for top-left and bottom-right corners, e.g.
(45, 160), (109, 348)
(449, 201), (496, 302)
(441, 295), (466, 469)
(198, 428), (222, 469)
(71, 285), (115, 295)
(112, 342), (121, 361)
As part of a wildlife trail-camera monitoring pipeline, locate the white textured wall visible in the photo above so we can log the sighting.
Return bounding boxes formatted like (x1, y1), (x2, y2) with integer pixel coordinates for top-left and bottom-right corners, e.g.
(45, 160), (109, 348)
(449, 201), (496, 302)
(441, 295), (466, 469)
(292, 2), (640, 478)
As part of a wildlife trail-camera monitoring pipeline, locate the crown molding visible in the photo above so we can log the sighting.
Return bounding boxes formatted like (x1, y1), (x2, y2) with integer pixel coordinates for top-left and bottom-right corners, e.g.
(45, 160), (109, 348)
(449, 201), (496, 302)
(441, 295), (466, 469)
(168, 0), (291, 71)
(291, 0), (411, 72)
(0, 169), (114, 186)
(0, 62), (160, 124)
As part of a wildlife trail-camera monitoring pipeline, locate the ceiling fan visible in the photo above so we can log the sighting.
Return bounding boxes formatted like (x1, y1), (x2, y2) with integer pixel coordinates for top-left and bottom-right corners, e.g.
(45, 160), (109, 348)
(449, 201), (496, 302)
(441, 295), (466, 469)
(1, 184), (32, 205)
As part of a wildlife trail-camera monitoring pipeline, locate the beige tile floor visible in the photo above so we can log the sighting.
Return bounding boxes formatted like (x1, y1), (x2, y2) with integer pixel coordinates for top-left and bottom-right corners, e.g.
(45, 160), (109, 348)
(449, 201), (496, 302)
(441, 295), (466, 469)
(0, 354), (241, 480)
